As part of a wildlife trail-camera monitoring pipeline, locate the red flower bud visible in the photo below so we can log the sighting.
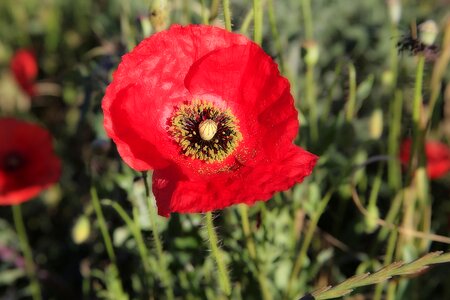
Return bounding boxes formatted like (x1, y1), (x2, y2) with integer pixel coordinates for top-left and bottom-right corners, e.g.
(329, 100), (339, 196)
(10, 49), (38, 97)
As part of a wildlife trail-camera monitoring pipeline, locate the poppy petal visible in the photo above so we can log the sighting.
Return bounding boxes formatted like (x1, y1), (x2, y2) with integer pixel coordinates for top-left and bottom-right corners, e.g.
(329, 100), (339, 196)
(153, 145), (318, 216)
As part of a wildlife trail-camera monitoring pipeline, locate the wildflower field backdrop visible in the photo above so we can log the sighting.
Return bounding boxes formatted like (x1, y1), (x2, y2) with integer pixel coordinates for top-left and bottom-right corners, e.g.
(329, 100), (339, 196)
(1, 0), (450, 299)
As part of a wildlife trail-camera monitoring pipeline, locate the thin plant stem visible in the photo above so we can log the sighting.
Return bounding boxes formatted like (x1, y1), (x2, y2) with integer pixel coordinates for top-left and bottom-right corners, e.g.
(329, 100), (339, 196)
(286, 189), (334, 299)
(209, 0), (220, 22)
(387, 90), (403, 189)
(407, 54), (425, 180)
(205, 211), (231, 296)
(91, 186), (116, 263)
(239, 8), (254, 34)
(306, 61), (318, 142)
(253, 0), (263, 45)
(12, 205), (42, 300)
(102, 199), (152, 274)
(426, 20), (450, 128)
(412, 55), (425, 127)
(374, 229), (398, 300)
(345, 63), (357, 122)
(222, 0), (232, 31)
(367, 165), (383, 211)
(142, 172), (174, 300)
(90, 187), (127, 297)
(239, 205), (272, 300)
(200, 0), (209, 25)
(239, 205), (256, 258)
(267, 0), (284, 72)
(300, 0), (313, 40)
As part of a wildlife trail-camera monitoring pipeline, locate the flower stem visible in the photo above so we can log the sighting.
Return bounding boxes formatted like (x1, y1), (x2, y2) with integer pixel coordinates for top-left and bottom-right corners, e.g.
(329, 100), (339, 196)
(253, 0), (263, 45)
(205, 211), (231, 296)
(142, 172), (174, 300)
(300, 0), (313, 40)
(222, 0), (232, 31)
(12, 205), (42, 300)
(200, 0), (209, 25)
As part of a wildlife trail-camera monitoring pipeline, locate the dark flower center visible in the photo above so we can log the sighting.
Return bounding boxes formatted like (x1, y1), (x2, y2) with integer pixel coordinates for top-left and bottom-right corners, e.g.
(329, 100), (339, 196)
(170, 100), (242, 163)
(2, 152), (26, 172)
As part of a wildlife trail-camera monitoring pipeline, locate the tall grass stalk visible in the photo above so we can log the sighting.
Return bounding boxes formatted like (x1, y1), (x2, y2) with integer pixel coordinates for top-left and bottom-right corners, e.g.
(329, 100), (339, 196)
(387, 90), (403, 189)
(90, 187), (128, 297)
(12, 205), (42, 300)
(102, 200), (152, 276)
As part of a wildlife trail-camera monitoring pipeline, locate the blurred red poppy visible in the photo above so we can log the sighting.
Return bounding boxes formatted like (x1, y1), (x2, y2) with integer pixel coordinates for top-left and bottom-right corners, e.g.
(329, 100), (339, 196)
(0, 118), (61, 205)
(400, 139), (450, 179)
(10, 49), (38, 97)
(102, 25), (318, 216)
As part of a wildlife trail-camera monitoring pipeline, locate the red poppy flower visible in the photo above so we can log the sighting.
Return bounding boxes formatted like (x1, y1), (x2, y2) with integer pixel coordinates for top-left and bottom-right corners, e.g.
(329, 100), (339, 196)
(10, 49), (38, 97)
(400, 139), (450, 179)
(102, 24), (318, 217)
(0, 118), (61, 205)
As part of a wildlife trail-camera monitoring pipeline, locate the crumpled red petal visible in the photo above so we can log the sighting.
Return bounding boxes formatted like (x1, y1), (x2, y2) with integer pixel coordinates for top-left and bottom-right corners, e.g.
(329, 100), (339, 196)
(153, 145), (318, 217)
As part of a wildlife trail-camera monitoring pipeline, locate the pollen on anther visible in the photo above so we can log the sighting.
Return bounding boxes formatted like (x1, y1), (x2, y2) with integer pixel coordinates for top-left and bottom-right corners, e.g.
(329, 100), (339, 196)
(169, 100), (242, 163)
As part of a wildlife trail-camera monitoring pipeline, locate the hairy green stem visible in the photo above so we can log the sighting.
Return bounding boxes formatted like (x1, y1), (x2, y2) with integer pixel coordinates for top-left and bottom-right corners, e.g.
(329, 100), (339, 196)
(300, 0), (313, 40)
(12, 205), (42, 300)
(142, 172), (174, 300)
(253, 0), (263, 45)
(206, 211), (231, 296)
(222, 0), (232, 31)
(200, 0), (209, 25)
